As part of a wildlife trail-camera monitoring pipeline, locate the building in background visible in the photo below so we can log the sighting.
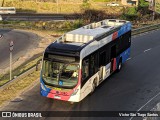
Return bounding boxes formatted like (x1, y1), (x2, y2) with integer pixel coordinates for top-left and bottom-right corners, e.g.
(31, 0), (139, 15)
(148, 0), (160, 13)
(121, 0), (139, 6)
(155, 0), (160, 13)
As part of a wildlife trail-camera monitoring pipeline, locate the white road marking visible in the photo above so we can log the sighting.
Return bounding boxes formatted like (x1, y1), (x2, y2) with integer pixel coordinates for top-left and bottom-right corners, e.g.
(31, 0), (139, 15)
(129, 91), (160, 120)
(127, 57), (131, 61)
(144, 48), (151, 53)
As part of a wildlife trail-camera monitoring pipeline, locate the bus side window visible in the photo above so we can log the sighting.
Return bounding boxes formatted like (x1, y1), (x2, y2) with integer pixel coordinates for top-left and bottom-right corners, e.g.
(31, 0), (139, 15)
(99, 51), (106, 66)
(116, 37), (121, 55)
(120, 32), (130, 52)
(82, 59), (89, 80)
(90, 54), (98, 76)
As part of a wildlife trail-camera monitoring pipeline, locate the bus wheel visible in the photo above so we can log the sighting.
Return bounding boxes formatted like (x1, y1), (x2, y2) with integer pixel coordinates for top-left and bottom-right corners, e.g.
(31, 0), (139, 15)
(117, 60), (122, 72)
(90, 80), (96, 94)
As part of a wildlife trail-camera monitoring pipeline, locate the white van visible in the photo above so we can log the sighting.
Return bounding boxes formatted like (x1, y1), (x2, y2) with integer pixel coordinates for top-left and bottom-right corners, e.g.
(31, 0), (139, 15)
(0, 7), (16, 14)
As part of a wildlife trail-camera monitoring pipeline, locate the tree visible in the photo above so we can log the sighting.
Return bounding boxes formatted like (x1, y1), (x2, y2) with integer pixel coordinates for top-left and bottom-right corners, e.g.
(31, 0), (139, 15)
(138, 0), (149, 15)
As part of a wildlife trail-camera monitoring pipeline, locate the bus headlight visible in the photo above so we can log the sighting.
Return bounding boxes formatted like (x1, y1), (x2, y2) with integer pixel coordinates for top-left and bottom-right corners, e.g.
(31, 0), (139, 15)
(41, 83), (46, 91)
(71, 89), (79, 96)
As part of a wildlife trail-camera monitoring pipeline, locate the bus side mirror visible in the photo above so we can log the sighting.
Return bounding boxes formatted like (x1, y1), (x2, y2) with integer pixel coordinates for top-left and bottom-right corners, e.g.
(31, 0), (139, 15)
(36, 59), (42, 71)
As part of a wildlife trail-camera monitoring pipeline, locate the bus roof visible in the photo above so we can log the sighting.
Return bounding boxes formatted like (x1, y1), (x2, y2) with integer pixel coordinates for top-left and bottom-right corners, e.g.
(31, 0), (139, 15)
(64, 19), (131, 44)
(46, 19), (131, 57)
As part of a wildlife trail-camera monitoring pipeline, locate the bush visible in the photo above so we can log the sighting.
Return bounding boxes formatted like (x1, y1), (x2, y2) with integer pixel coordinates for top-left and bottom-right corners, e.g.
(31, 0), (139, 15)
(120, 7), (138, 21)
(120, 13), (138, 21)
(139, 0), (149, 8)
(81, 9), (107, 23)
(80, 0), (91, 11)
(64, 20), (84, 30)
(72, 20), (84, 29)
(127, 7), (137, 15)
(93, 0), (111, 2)
(138, 0), (150, 15)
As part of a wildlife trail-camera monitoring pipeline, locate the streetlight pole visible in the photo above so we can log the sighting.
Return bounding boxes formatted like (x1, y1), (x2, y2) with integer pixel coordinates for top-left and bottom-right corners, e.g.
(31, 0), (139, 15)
(9, 40), (14, 81)
(10, 50), (12, 81)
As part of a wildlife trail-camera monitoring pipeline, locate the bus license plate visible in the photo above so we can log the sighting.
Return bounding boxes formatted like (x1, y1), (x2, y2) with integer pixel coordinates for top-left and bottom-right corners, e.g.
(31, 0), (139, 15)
(54, 96), (61, 99)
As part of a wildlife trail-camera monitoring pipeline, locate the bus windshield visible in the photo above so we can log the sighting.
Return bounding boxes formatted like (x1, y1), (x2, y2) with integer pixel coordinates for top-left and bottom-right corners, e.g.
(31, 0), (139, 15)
(42, 60), (79, 88)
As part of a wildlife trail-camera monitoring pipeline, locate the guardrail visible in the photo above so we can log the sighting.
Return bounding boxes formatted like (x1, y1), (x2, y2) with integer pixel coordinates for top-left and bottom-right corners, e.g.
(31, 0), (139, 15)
(132, 23), (160, 36)
(0, 24), (35, 30)
(0, 66), (37, 90)
(0, 23), (160, 90)
(0, 24), (73, 31)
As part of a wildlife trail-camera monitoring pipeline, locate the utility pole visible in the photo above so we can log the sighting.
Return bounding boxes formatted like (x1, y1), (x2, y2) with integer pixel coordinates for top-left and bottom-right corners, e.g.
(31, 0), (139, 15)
(152, 0), (155, 21)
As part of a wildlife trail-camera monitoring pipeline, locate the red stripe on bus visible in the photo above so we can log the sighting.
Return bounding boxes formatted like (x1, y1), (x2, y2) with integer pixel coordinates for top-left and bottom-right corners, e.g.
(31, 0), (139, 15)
(112, 32), (118, 40)
(113, 58), (117, 71)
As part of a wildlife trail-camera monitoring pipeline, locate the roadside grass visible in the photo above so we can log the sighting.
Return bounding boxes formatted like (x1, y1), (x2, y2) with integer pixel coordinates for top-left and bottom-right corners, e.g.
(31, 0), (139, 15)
(0, 55), (42, 86)
(3, 1), (123, 14)
(93, 0), (111, 2)
(0, 20), (81, 34)
(0, 70), (40, 107)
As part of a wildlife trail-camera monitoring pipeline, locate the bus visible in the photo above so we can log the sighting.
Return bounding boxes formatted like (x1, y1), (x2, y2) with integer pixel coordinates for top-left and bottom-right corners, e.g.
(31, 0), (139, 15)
(40, 19), (131, 102)
(0, 7), (16, 14)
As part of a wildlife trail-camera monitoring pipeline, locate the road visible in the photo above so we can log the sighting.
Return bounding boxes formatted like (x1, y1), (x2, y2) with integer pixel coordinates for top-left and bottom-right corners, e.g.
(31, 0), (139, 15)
(0, 29), (40, 69)
(1, 14), (77, 21)
(1, 30), (160, 120)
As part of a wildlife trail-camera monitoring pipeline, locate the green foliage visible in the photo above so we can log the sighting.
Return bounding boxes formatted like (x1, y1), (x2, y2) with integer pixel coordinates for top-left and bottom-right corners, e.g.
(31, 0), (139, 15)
(139, 0), (149, 8)
(81, 9), (107, 24)
(138, 0), (150, 16)
(72, 19), (84, 28)
(120, 7), (138, 21)
(93, 0), (111, 2)
(120, 13), (137, 21)
(81, 0), (91, 11)
(127, 7), (137, 15)
(64, 20), (84, 30)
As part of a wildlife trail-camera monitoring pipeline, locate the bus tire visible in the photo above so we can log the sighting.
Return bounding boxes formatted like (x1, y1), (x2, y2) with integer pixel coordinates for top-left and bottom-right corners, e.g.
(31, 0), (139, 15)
(90, 80), (96, 94)
(117, 59), (122, 72)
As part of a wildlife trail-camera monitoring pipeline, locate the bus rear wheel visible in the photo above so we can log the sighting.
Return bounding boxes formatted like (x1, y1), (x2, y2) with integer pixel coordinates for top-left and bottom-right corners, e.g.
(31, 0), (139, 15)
(117, 59), (122, 72)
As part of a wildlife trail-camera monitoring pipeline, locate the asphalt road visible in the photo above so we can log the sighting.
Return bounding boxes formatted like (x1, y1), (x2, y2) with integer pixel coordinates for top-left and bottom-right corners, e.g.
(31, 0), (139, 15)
(1, 30), (160, 120)
(0, 29), (40, 69)
(1, 14), (77, 21)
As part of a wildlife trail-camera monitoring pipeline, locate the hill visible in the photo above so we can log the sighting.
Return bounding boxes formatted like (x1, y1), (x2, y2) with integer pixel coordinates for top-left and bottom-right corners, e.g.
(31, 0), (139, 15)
(2, 0), (123, 14)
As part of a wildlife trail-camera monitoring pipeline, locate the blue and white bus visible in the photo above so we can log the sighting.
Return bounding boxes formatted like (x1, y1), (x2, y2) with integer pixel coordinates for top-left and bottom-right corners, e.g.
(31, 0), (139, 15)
(40, 19), (131, 102)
